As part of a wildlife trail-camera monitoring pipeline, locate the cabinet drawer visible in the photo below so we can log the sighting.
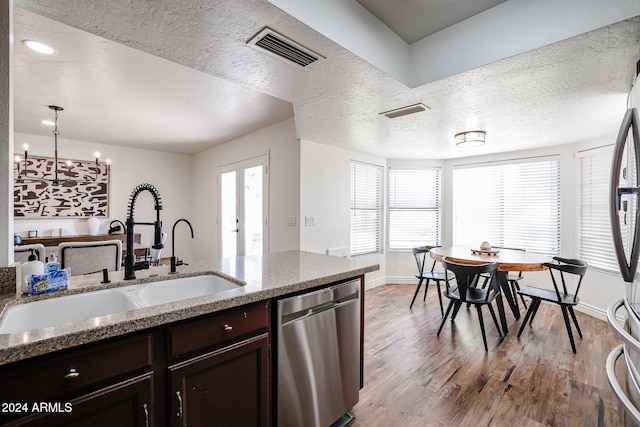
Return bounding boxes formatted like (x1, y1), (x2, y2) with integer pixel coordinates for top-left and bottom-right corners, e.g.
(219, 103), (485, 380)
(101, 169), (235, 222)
(168, 302), (269, 359)
(0, 333), (152, 404)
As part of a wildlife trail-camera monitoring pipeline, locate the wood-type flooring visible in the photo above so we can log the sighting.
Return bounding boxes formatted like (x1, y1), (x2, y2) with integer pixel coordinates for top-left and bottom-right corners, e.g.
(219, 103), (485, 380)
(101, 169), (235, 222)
(349, 284), (626, 427)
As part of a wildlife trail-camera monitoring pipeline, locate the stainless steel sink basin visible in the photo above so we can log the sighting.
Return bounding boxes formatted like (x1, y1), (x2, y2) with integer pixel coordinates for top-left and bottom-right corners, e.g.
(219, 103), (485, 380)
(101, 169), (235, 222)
(0, 274), (243, 334)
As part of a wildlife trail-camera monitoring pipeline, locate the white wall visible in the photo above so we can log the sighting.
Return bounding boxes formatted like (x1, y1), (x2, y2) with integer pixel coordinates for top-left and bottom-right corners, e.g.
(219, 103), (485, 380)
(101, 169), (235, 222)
(13, 133), (193, 260)
(190, 118), (300, 261)
(300, 139), (386, 288)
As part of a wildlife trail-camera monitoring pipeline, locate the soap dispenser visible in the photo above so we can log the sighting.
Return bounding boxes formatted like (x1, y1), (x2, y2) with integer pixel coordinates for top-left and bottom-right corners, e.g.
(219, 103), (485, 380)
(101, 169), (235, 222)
(45, 253), (60, 273)
(20, 250), (45, 292)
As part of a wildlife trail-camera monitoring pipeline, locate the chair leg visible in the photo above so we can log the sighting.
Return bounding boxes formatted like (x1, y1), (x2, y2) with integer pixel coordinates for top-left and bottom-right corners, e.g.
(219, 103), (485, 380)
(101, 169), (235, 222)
(409, 278), (423, 309)
(561, 305), (577, 353)
(528, 299), (541, 325)
(451, 301), (463, 321)
(435, 281), (444, 316)
(423, 279), (430, 301)
(487, 303), (502, 337)
(476, 305), (489, 352)
(437, 300), (455, 336)
(509, 281), (520, 312)
(517, 299), (538, 338)
(568, 306), (583, 338)
(513, 282), (528, 309)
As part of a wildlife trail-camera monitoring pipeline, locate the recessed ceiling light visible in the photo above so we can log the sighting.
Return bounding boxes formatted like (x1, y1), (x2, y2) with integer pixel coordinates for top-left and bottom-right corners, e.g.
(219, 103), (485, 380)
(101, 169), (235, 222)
(22, 40), (55, 55)
(41, 120), (55, 126)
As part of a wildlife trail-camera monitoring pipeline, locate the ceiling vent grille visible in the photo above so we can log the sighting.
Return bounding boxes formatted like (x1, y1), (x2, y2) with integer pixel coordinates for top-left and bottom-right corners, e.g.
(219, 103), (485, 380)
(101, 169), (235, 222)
(247, 27), (324, 68)
(380, 103), (430, 119)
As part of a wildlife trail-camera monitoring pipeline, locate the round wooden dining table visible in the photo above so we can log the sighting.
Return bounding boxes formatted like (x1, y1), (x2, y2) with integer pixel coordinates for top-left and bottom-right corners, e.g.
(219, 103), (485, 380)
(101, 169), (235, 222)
(429, 246), (554, 333)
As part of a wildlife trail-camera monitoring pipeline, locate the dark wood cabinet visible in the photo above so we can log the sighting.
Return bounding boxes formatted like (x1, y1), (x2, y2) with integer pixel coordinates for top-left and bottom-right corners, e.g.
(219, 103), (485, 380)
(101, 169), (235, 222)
(7, 374), (154, 427)
(0, 302), (271, 426)
(169, 334), (270, 427)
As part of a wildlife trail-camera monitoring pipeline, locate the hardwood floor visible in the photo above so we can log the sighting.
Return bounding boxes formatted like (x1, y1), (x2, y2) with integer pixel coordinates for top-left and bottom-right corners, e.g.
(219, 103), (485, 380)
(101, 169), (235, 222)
(350, 284), (625, 427)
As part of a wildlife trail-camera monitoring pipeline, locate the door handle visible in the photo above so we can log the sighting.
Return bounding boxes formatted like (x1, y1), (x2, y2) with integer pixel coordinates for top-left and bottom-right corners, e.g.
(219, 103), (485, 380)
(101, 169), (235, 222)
(231, 228), (239, 233)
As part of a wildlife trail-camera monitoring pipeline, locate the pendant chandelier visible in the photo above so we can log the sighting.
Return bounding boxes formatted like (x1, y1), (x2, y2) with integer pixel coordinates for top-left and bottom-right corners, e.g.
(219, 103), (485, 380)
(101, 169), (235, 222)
(14, 105), (110, 185)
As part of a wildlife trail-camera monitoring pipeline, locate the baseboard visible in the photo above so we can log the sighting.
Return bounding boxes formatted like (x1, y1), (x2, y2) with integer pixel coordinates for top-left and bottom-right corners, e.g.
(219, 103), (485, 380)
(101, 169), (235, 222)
(367, 276), (618, 322)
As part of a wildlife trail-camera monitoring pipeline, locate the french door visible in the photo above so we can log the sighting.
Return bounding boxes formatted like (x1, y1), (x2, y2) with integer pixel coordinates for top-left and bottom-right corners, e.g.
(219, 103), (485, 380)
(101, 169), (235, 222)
(218, 155), (269, 258)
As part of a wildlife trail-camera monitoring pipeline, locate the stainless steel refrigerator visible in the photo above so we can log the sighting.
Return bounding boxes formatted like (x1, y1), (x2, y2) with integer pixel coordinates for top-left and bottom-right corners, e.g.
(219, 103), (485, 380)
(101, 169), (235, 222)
(607, 74), (640, 426)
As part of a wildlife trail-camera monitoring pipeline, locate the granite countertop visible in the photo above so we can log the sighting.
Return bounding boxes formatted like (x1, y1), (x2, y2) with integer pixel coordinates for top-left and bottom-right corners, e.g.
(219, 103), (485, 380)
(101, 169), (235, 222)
(0, 251), (379, 366)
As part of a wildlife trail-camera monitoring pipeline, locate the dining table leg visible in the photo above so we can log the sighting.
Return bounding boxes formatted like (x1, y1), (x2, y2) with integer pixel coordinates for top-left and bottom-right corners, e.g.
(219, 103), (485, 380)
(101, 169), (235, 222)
(490, 271), (520, 334)
(497, 271), (521, 320)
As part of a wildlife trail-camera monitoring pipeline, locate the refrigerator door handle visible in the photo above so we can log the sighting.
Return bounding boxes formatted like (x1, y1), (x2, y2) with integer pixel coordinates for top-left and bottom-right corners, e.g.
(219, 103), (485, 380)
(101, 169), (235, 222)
(610, 107), (640, 282)
(608, 299), (640, 354)
(607, 344), (640, 426)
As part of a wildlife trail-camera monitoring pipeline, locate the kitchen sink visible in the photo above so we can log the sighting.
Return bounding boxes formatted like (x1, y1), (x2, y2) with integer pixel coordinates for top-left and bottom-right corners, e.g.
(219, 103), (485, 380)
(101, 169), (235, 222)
(136, 274), (242, 307)
(0, 274), (243, 334)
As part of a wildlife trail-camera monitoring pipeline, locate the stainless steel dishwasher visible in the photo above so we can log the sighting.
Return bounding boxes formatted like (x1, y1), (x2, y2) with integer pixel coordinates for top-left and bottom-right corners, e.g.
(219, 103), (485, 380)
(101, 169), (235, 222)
(277, 278), (361, 427)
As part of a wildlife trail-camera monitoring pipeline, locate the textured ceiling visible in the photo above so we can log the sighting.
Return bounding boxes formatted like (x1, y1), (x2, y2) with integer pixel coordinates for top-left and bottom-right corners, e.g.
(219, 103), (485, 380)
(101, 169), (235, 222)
(355, 0), (507, 43)
(11, 0), (640, 159)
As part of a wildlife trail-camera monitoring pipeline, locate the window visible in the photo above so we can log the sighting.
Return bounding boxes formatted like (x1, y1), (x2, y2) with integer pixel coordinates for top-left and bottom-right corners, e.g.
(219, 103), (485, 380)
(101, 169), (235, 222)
(350, 161), (384, 256)
(388, 167), (441, 251)
(453, 158), (560, 255)
(578, 146), (618, 272)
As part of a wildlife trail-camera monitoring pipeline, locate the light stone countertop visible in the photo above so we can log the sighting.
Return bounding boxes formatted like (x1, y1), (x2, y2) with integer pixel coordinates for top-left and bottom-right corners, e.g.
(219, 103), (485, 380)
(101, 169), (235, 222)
(0, 250), (379, 366)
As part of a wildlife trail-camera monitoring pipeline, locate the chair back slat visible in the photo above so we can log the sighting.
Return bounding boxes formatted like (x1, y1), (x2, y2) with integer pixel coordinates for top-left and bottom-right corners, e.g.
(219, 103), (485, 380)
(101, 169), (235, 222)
(544, 257), (588, 303)
(443, 258), (498, 303)
(413, 246), (439, 276)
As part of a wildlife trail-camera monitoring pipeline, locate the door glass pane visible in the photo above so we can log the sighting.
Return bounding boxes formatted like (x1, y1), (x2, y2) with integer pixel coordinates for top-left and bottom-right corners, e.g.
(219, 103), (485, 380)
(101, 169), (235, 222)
(220, 171), (237, 258)
(244, 165), (263, 256)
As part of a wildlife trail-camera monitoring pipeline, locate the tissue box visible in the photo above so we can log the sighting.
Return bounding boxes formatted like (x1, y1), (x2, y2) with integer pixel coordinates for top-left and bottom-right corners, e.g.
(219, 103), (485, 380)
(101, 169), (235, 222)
(28, 270), (69, 295)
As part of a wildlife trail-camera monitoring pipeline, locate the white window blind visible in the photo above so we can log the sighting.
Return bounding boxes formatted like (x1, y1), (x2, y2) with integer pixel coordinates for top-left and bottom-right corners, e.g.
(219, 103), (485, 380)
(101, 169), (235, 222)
(579, 146), (618, 272)
(453, 158), (560, 255)
(388, 168), (441, 251)
(350, 161), (384, 256)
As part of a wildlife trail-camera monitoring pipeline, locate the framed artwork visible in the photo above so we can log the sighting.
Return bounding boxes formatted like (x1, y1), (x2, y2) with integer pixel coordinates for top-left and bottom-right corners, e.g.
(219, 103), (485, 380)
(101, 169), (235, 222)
(14, 155), (110, 218)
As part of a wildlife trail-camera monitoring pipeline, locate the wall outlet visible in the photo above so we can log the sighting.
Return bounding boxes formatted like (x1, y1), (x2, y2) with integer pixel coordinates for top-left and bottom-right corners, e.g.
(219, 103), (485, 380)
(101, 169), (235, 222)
(305, 216), (316, 226)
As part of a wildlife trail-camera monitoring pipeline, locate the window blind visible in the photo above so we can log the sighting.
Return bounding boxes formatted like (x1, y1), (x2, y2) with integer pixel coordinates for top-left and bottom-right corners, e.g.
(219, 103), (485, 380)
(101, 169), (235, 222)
(388, 168), (441, 251)
(579, 146), (618, 272)
(350, 161), (384, 256)
(453, 158), (560, 255)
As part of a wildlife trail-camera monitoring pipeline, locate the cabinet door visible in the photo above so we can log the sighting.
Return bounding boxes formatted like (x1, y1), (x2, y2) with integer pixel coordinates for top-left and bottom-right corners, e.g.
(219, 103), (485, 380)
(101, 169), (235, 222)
(7, 374), (153, 427)
(169, 334), (270, 427)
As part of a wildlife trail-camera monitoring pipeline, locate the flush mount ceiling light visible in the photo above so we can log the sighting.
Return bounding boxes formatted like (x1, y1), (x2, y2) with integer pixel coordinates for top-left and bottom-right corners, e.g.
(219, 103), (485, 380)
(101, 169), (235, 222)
(455, 130), (486, 148)
(14, 105), (110, 185)
(22, 39), (56, 55)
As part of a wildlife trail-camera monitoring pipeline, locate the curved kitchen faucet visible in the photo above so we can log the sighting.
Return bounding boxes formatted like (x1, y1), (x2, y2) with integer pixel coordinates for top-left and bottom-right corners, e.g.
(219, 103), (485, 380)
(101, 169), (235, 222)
(170, 219), (194, 274)
(124, 183), (164, 280)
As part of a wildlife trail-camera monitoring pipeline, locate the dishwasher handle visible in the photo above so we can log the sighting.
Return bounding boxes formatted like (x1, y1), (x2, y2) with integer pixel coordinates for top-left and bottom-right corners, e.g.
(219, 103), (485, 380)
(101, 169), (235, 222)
(280, 291), (359, 326)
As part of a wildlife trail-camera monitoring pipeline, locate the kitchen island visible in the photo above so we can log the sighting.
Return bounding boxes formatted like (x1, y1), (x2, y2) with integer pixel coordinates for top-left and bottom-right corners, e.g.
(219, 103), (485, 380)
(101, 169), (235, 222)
(0, 250), (379, 426)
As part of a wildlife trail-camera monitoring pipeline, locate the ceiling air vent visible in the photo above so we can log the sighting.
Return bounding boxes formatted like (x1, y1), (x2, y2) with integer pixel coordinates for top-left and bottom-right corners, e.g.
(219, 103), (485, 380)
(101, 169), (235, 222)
(380, 103), (430, 119)
(247, 27), (324, 68)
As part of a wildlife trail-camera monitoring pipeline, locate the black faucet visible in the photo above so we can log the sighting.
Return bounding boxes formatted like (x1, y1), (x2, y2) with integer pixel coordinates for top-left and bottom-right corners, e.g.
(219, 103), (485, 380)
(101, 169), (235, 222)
(170, 219), (194, 274)
(124, 183), (164, 280)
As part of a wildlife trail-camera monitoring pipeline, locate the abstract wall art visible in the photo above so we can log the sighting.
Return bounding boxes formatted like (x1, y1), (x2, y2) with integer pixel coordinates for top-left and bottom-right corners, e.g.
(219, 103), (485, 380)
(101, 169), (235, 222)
(14, 155), (110, 218)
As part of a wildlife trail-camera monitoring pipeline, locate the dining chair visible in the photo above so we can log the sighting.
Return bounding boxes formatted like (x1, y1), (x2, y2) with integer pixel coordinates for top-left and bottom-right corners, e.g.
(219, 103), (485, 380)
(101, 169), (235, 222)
(437, 258), (501, 351)
(14, 243), (46, 263)
(58, 240), (122, 276)
(410, 246), (447, 315)
(516, 257), (588, 353)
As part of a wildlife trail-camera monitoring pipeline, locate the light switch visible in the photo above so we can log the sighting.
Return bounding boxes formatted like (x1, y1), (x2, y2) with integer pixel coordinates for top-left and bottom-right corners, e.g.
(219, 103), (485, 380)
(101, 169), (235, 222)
(305, 216), (316, 226)
(288, 216), (296, 226)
